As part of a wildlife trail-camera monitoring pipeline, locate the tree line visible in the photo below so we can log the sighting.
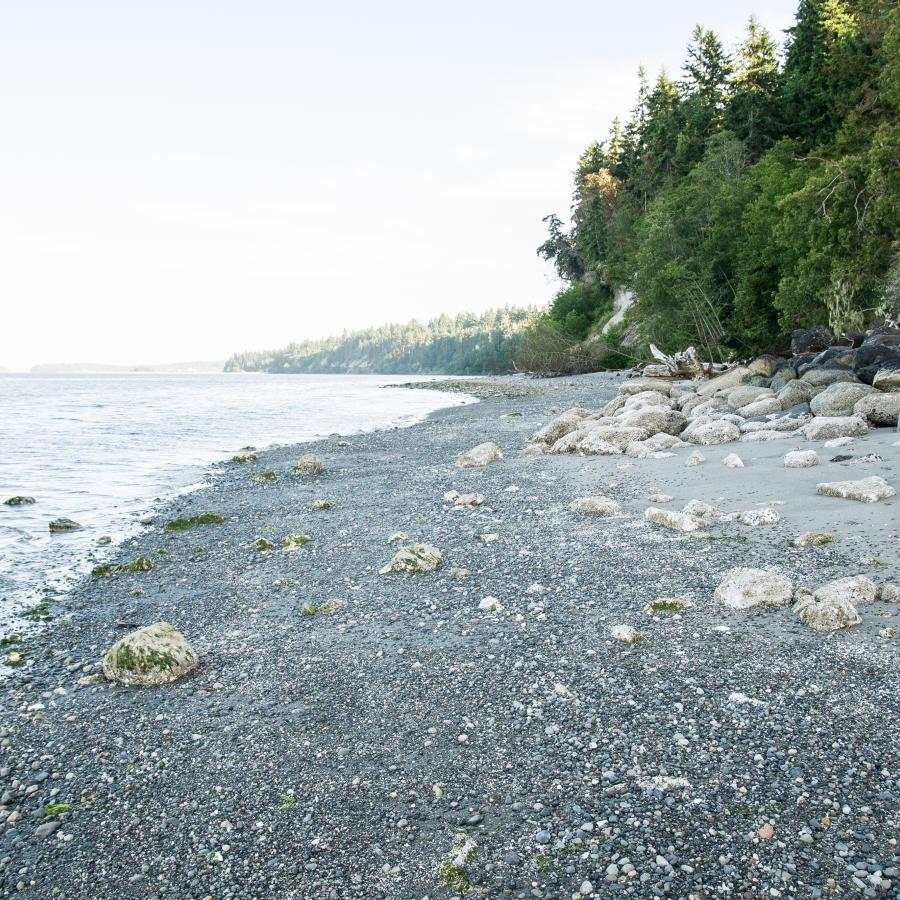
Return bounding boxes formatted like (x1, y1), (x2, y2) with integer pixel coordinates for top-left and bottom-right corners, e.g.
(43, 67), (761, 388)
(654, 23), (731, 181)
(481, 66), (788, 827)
(522, 0), (898, 371)
(224, 308), (537, 375)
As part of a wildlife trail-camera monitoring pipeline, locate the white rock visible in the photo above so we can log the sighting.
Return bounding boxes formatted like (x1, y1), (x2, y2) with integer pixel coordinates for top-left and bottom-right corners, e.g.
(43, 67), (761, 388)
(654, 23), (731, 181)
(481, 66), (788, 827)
(637, 776), (691, 794)
(784, 450), (820, 468)
(449, 492), (484, 507)
(549, 428), (591, 454)
(648, 493), (673, 503)
(102, 622), (197, 686)
(723, 453), (744, 468)
(696, 365), (752, 397)
(685, 451), (705, 466)
(880, 583), (900, 602)
(714, 568), (793, 610)
(379, 544), (443, 574)
(618, 406), (687, 436)
(823, 436), (854, 448)
(577, 425), (648, 454)
(457, 441), (503, 468)
(479, 533), (498, 543)
(569, 496), (622, 516)
(738, 397), (783, 418)
(293, 453), (325, 476)
(619, 378), (673, 397)
(727, 385), (774, 410)
(530, 411), (585, 446)
(685, 421), (741, 445)
(519, 444), (545, 459)
(644, 507), (706, 532)
(738, 507), (781, 526)
(794, 592), (861, 633)
(816, 476), (896, 503)
(794, 531), (834, 547)
(813, 575), (878, 606)
(682, 499), (725, 521)
(387, 531), (409, 544)
(478, 596), (504, 612)
(802, 415), (869, 441)
(610, 624), (643, 643)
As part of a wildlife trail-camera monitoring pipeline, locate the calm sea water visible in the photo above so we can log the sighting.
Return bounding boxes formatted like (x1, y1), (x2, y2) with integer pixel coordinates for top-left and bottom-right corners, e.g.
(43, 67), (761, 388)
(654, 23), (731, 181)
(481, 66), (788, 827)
(0, 373), (473, 633)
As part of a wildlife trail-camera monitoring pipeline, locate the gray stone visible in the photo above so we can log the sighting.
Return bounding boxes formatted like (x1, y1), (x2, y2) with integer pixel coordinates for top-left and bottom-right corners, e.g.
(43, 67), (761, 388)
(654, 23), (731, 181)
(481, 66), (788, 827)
(102, 622), (198, 686)
(809, 382), (877, 417)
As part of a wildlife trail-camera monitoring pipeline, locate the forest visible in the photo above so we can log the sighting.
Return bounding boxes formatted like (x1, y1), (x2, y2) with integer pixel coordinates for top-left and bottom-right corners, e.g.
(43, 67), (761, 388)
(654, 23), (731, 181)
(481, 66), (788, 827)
(224, 308), (536, 375)
(521, 0), (898, 371)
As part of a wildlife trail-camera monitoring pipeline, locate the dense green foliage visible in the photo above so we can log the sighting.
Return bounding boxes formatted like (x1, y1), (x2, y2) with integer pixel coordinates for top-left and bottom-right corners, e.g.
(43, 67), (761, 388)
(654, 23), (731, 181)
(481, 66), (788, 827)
(523, 0), (898, 370)
(224, 308), (536, 375)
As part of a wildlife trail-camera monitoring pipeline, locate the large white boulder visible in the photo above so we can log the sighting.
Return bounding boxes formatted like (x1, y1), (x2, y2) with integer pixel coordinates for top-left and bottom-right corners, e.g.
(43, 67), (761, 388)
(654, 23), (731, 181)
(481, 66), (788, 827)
(379, 544), (443, 574)
(794, 591), (862, 633)
(853, 392), (900, 426)
(802, 415), (870, 441)
(619, 378), (673, 397)
(456, 442), (503, 468)
(738, 397), (783, 418)
(684, 421), (741, 445)
(102, 622), (197, 686)
(696, 365), (752, 398)
(727, 385), (774, 410)
(738, 507), (781, 526)
(816, 476), (896, 503)
(530, 410), (592, 446)
(549, 428), (592, 454)
(872, 369), (900, 392)
(577, 426), (648, 454)
(644, 507), (706, 532)
(714, 568), (793, 610)
(570, 496), (622, 516)
(618, 406), (687, 436)
(783, 450), (820, 468)
(813, 575), (878, 606)
(810, 382), (877, 417)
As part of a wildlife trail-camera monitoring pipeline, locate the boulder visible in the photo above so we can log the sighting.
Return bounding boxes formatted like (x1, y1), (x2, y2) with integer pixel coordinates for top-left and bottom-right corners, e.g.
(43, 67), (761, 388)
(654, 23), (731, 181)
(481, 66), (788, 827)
(814, 575), (878, 606)
(794, 592), (861, 633)
(738, 507), (781, 526)
(621, 390), (675, 410)
(741, 430), (795, 442)
(49, 518), (81, 533)
(727, 385), (774, 410)
(570, 496), (622, 516)
(748, 355), (783, 377)
(610, 624), (643, 643)
(801, 369), (859, 388)
(794, 531), (834, 547)
(619, 378), (673, 397)
(682, 499), (724, 521)
(293, 453), (325, 476)
(549, 428), (591, 454)
(530, 412), (588, 446)
(742, 413), (808, 433)
(784, 450), (820, 468)
(791, 326), (833, 355)
(802, 415), (869, 441)
(577, 426), (648, 454)
(853, 392), (900, 426)
(379, 544), (443, 574)
(872, 368), (900, 392)
(810, 382), (877, 417)
(684, 421), (740, 445)
(4, 496), (35, 506)
(880, 583), (900, 602)
(738, 397), (782, 418)
(102, 622), (197, 686)
(519, 444), (545, 459)
(601, 395), (627, 417)
(696, 365), (753, 398)
(777, 380), (814, 408)
(643, 507), (706, 532)
(714, 568), (794, 610)
(457, 441), (503, 468)
(618, 407), (687, 436)
(816, 476), (896, 503)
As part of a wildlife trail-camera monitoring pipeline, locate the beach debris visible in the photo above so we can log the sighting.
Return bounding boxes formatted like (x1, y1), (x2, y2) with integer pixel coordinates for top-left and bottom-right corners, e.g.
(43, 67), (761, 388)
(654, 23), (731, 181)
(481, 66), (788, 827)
(816, 475), (896, 503)
(293, 453), (325, 476)
(456, 441), (502, 468)
(644, 344), (705, 378)
(784, 450), (820, 468)
(379, 544), (443, 574)
(644, 507), (706, 532)
(48, 518), (81, 533)
(610, 624), (643, 643)
(102, 622), (197, 686)
(714, 568), (793, 609)
(438, 835), (478, 894)
(569, 496), (622, 516)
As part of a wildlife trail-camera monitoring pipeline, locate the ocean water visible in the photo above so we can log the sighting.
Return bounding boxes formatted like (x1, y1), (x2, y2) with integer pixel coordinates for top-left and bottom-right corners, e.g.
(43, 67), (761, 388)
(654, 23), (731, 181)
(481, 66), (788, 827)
(0, 373), (473, 633)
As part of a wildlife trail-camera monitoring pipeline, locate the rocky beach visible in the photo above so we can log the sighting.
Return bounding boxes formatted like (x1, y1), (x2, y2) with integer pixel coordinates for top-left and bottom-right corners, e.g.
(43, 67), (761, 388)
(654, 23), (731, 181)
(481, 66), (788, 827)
(2, 343), (899, 899)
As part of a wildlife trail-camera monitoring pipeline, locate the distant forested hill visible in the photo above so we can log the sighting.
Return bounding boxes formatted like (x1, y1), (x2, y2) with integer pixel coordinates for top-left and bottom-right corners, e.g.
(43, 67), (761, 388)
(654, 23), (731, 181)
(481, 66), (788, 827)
(520, 0), (898, 371)
(224, 308), (537, 374)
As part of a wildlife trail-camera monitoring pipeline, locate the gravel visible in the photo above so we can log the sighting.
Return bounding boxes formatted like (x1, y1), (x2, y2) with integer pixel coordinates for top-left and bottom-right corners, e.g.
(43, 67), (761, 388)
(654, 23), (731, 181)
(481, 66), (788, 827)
(0, 372), (898, 898)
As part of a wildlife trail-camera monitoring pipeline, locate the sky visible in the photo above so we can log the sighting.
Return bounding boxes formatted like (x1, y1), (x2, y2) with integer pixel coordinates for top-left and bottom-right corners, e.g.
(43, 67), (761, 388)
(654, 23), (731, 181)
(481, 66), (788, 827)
(0, 0), (799, 371)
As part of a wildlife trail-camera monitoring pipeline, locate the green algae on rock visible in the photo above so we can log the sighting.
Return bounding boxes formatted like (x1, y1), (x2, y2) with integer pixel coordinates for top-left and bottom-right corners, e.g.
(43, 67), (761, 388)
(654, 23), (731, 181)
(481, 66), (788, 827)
(102, 622), (197, 686)
(165, 513), (225, 532)
(379, 544), (443, 574)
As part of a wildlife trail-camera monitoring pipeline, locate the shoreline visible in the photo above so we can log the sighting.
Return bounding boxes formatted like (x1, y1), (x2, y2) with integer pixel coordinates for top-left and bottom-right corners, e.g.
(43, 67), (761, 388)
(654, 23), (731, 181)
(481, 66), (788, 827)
(1, 372), (898, 898)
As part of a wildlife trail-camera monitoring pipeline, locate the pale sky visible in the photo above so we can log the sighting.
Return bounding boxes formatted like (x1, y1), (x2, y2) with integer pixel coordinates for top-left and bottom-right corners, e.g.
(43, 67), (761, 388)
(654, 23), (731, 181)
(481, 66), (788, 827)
(0, 0), (798, 371)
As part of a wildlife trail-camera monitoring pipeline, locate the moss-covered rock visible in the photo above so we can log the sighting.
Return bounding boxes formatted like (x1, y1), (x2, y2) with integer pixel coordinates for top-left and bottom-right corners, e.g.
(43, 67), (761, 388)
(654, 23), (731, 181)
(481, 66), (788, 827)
(102, 622), (197, 686)
(120, 556), (155, 573)
(253, 538), (276, 553)
(49, 518), (81, 533)
(293, 454), (325, 476)
(231, 453), (257, 463)
(165, 513), (225, 532)
(252, 471), (277, 482)
(379, 544), (443, 574)
(282, 534), (311, 551)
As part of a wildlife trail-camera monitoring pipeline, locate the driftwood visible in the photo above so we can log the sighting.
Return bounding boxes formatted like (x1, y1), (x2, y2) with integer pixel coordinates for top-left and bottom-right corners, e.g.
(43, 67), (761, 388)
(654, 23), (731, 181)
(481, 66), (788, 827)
(643, 344), (707, 378)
